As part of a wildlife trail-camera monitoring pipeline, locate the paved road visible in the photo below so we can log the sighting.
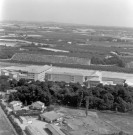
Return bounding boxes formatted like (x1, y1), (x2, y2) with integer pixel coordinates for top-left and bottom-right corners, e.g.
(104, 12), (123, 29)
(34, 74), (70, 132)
(0, 107), (16, 135)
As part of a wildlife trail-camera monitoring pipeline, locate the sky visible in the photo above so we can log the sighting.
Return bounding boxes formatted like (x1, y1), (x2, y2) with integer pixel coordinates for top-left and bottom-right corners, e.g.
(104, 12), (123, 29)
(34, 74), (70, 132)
(1, 0), (133, 27)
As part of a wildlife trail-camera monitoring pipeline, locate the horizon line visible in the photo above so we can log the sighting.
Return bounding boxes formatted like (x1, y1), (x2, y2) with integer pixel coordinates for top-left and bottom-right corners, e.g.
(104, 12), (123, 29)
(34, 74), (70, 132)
(1, 19), (133, 29)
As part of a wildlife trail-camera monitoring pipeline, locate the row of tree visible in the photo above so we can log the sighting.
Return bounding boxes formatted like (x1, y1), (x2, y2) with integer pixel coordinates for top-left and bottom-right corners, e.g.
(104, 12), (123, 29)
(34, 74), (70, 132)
(5, 78), (133, 113)
(91, 56), (125, 67)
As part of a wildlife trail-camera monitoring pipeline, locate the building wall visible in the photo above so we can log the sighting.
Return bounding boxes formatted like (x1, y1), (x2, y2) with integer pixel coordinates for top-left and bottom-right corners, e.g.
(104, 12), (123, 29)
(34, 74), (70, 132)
(46, 73), (83, 84)
(89, 81), (100, 87)
(37, 71), (46, 81)
(1, 70), (9, 76)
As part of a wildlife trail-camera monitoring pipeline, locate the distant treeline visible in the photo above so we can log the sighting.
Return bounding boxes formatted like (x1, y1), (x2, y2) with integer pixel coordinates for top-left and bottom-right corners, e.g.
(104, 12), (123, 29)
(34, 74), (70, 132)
(91, 56), (125, 67)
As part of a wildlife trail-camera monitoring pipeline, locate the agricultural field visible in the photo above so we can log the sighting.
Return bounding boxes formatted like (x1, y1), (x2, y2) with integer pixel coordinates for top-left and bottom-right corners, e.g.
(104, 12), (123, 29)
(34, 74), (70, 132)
(11, 53), (91, 66)
(1, 21), (133, 70)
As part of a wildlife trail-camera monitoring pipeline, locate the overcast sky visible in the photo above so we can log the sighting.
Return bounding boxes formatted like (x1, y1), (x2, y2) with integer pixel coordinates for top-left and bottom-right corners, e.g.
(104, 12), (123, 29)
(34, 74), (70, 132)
(1, 0), (133, 27)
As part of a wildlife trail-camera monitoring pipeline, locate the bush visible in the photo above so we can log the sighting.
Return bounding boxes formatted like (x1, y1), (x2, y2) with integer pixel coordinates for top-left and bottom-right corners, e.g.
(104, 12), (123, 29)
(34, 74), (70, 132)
(8, 114), (24, 135)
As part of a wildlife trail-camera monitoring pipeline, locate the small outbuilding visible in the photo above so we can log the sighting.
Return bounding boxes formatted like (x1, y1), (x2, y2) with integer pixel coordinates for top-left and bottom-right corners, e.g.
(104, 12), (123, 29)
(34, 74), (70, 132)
(40, 111), (62, 123)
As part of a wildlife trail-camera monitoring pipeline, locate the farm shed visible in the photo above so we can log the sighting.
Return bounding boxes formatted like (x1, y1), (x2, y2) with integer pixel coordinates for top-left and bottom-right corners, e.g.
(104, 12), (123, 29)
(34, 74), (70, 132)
(40, 111), (62, 123)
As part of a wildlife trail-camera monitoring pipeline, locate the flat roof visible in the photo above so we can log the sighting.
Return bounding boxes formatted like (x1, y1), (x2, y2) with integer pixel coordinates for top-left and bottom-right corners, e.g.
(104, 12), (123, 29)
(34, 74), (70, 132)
(46, 71), (83, 76)
(102, 71), (133, 80)
(102, 77), (125, 82)
(48, 67), (96, 77)
(40, 111), (61, 121)
(26, 65), (51, 73)
(51, 66), (133, 82)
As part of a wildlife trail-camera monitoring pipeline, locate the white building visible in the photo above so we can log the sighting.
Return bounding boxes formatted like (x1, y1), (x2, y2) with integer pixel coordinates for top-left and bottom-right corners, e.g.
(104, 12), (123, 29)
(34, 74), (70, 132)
(1, 65), (133, 87)
(45, 66), (128, 87)
(1, 65), (52, 81)
(45, 67), (103, 87)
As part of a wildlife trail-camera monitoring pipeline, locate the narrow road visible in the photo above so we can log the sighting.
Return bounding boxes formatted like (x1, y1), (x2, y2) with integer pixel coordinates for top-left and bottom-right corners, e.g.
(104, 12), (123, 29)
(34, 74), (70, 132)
(0, 106), (18, 135)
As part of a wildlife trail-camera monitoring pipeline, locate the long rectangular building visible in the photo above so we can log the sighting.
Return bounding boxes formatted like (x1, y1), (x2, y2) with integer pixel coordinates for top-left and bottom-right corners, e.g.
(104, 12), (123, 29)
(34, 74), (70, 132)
(45, 67), (102, 87)
(1, 65), (52, 81)
(45, 66), (133, 87)
(1, 65), (133, 87)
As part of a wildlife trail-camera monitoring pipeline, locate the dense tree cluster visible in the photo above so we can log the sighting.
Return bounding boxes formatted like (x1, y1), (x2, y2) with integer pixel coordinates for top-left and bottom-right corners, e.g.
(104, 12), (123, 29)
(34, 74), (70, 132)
(91, 56), (125, 67)
(6, 78), (133, 113)
(0, 76), (10, 91)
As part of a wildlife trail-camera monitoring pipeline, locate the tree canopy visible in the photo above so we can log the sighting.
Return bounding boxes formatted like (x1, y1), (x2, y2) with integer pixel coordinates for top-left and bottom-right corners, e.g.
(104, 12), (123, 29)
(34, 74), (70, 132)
(5, 78), (133, 113)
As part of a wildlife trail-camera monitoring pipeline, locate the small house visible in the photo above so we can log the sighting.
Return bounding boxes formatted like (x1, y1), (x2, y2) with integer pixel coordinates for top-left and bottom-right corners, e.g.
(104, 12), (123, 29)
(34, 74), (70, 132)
(40, 111), (62, 123)
(9, 100), (22, 110)
(30, 101), (46, 110)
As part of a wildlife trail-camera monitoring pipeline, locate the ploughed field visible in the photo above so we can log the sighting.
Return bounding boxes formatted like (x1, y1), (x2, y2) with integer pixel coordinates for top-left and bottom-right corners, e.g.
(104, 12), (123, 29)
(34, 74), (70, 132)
(0, 107), (15, 135)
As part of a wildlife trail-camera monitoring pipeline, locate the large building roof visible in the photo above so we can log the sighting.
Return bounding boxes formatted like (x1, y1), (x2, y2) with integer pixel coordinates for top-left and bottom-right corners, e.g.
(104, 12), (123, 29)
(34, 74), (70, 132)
(46, 71), (83, 76)
(102, 71), (133, 80)
(40, 111), (61, 121)
(51, 66), (133, 81)
(3, 65), (52, 74)
(48, 67), (97, 77)
(25, 65), (51, 73)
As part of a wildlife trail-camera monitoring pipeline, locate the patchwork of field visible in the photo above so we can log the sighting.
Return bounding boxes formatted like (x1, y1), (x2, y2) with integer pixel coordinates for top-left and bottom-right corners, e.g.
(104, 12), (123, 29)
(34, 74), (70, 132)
(0, 107), (15, 135)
